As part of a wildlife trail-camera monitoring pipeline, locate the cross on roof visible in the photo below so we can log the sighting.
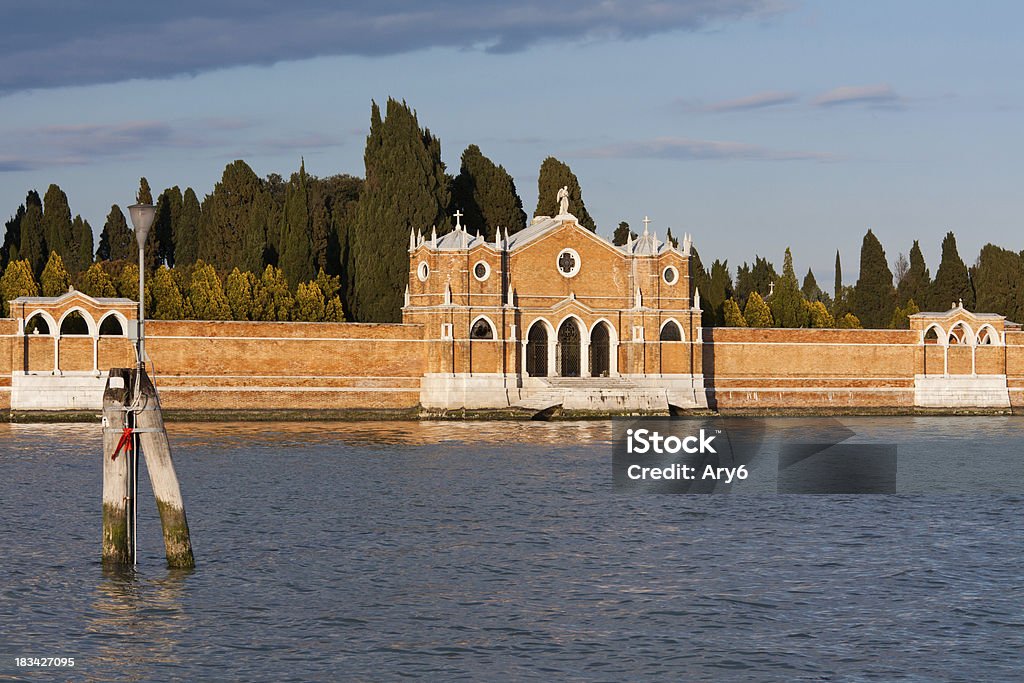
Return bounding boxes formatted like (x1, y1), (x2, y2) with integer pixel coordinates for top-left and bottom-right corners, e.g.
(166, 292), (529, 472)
(642, 216), (651, 235)
(453, 209), (463, 229)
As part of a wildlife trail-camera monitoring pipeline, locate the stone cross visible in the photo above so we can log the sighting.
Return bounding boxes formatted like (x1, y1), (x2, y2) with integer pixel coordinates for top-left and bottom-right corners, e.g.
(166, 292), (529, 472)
(453, 209), (463, 229)
(642, 216), (651, 235)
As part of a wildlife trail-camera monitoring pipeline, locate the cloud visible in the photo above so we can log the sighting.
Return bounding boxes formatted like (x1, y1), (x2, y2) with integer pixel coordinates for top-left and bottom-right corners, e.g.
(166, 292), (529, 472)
(0, 1), (783, 95)
(573, 136), (836, 162)
(811, 84), (903, 108)
(698, 90), (800, 112)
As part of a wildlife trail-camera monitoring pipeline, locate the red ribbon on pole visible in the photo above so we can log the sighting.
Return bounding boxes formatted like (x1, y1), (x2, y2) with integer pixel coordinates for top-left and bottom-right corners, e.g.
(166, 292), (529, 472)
(111, 426), (133, 461)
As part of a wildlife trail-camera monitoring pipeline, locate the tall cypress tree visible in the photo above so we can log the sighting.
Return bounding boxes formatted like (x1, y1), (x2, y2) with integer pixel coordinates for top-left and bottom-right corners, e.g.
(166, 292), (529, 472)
(350, 99), (450, 322)
(96, 205), (134, 262)
(198, 161), (271, 274)
(41, 184), (74, 269)
(706, 259), (733, 326)
(834, 250), (842, 300)
(2, 202), (27, 269)
(153, 186), (183, 267)
(769, 248), (806, 328)
(137, 177), (153, 204)
(928, 231), (974, 310)
(174, 188), (202, 267)
(69, 215), (93, 272)
(534, 156), (597, 231)
(612, 221), (636, 246)
(801, 268), (821, 301)
(20, 196), (46, 277)
(971, 244), (1020, 319)
(450, 144), (527, 239)
(897, 240), (930, 307)
(279, 160), (315, 287)
(852, 229), (897, 328)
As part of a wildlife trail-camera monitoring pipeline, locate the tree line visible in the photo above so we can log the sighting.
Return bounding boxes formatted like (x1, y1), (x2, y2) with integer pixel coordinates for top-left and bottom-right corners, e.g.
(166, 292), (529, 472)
(2, 97), (1021, 328)
(686, 229), (1023, 329)
(1, 99), (599, 323)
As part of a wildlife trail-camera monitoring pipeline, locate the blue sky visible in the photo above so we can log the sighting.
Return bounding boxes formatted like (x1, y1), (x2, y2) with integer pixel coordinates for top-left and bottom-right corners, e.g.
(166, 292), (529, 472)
(1, 1), (1021, 284)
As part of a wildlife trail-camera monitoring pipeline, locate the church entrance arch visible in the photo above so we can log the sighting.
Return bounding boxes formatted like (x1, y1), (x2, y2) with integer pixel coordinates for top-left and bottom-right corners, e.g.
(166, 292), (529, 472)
(526, 321), (549, 377)
(590, 321), (611, 377)
(557, 319), (582, 377)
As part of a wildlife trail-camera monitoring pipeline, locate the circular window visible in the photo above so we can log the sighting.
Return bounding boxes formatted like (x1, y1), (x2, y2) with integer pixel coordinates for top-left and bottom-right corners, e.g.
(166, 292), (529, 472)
(473, 260), (490, 282)
(417, 261), (429, 282)
(556, 248), (581, 278)
(663, 266), (678, 285)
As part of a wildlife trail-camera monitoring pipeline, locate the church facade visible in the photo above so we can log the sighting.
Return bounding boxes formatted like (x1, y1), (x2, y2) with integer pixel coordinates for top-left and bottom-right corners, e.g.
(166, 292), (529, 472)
(403, 209), (708, 412)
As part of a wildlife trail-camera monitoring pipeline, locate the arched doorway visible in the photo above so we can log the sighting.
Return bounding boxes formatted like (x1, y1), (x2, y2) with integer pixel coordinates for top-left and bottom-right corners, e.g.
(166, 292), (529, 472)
(557, 319), (581, 377)
(526, 322), (548, 377)
(590, 322), (611, 377)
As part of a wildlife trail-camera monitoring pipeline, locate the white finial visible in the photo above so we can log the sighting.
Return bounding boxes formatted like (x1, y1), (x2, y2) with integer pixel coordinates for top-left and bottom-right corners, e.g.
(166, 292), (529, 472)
(682, 233), (692, 256)
(635, 287), (643, 309)
(642, 216), (651, 236)
(494, 229), (501, 250)
(444, 280), (452, 305)
(454, 209), (463, 229)
(404, 284), (410, 307)
(503, 227), (510, 250)
(626, 233), (633, 251)
(694, 286), (701, 311)
(506, 286), (514, 307)
(476, 230), (481, 242)
(431, 226), (437, 248)
(460, 228), (467, 249)
(958, 298), (964, 308)
(409, 228), (416, 251)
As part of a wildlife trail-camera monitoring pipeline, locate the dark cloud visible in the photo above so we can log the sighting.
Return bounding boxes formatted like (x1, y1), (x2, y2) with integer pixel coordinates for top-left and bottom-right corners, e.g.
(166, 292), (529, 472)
(811, 84), (903, 108)
(0, 1), (781, 94)
(573, 137), (836, 162)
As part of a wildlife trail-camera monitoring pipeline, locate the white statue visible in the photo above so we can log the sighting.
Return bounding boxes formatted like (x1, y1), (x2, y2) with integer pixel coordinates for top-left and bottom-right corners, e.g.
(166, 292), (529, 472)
(557, 186), (569, 215)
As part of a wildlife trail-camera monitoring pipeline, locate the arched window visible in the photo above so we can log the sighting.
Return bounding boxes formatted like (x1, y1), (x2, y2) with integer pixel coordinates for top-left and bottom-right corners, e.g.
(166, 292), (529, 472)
(26, 313), (51, 335)
(60, 311), (90, 336)
(526, 322), (548, 377)
(659, 320), (683, 341)
(923, 326), (941, 344)
(948, 323), (969, 345)
(99, 315), (125, 336)
(470, 317), (495, 340)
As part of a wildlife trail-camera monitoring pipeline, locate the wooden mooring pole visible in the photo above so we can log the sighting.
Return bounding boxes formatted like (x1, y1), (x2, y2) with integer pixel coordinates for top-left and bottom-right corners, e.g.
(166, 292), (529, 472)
(102, 367), (195, 569)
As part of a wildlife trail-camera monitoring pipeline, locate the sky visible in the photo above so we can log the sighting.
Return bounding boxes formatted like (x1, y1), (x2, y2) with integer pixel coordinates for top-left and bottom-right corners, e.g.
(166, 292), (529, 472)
(1, 1), (1021, 284)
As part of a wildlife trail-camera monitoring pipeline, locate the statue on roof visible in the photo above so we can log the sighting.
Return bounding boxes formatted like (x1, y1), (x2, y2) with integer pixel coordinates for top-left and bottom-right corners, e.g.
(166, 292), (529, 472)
(557, 186), (569, 215)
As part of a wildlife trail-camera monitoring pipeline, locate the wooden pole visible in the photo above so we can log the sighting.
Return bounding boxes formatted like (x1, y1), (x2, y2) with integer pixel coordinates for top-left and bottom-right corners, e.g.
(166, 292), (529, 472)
(101, 368), (131, 567)
(134, 367), (195, 569)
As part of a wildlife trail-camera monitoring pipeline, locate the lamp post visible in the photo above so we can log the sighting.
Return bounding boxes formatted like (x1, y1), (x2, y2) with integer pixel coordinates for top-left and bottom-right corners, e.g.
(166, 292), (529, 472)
(127, 203), (155, 369)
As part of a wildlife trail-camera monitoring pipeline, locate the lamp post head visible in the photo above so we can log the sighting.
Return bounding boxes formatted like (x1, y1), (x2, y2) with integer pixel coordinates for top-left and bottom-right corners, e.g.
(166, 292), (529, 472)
(127, 203), (156, 250)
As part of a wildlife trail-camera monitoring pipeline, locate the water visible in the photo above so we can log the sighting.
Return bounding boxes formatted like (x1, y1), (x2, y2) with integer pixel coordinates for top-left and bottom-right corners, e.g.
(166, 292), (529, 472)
(1, 418), (1023, 681)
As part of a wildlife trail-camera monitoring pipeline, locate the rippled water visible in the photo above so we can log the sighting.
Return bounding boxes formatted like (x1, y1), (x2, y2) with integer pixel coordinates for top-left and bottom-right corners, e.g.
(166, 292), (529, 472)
(1, 418), (1023, 681)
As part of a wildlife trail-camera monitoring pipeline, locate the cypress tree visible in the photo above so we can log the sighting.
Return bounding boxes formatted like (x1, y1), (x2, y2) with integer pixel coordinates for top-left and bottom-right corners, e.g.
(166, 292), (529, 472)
(834, 250), (842, 301)
(150, 265), (185, 319)
(280, 161), (315, 287)
(70, 215), (93, 273)
(801, 268), (822, 301)
(174, 188), (202, 267)
(807, 300), (835, 328)
(350, 99), (450, 322)
(450, 144), (527, 239)
(153, 186), (183, 267)
(187, 261), (230, 320)
(612, 222), (636, 246)
(735, 256), (777, 307)
(897, 240), (930, 308)
(96, 205), (134, 262)
(41, 185), (74, 269)
(2, 202), (27, 269)
(706, 259), (733, 326)
(19, 196), (46, 277)
(852, 229), (897, 328)
(293, 281), (327, 321)
(198, 161), (271, 273)
(722, 298), (745, 327)
(972, 244), (1022, 319)
(743, 291), (773, 327)
(225, 268), (258, 320)
(257, 265), (293, 321)
(41, 251), (71, 297)
(0, 260), (39, 315)
(689, 247), (714, 325)
(137, 177), (153, 204)
(769, 248), (806, 327)
(79, 262), (117, 298)
(928, 232), (974, 311)
(534, 156), (597, 231)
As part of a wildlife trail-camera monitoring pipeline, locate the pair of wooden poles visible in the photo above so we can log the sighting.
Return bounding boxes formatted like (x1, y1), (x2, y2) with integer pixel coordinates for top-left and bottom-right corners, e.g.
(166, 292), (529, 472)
(101, 367), (194, 569)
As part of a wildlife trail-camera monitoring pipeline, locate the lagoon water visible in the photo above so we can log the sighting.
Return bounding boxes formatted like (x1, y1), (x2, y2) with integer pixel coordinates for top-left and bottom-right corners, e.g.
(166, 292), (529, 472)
(1, 418), (1023, 681)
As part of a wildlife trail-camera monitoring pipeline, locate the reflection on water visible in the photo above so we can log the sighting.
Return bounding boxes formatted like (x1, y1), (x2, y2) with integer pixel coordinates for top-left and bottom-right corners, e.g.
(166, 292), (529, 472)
(86, 569), (192, 682)
(1, 417), (1022, 680)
